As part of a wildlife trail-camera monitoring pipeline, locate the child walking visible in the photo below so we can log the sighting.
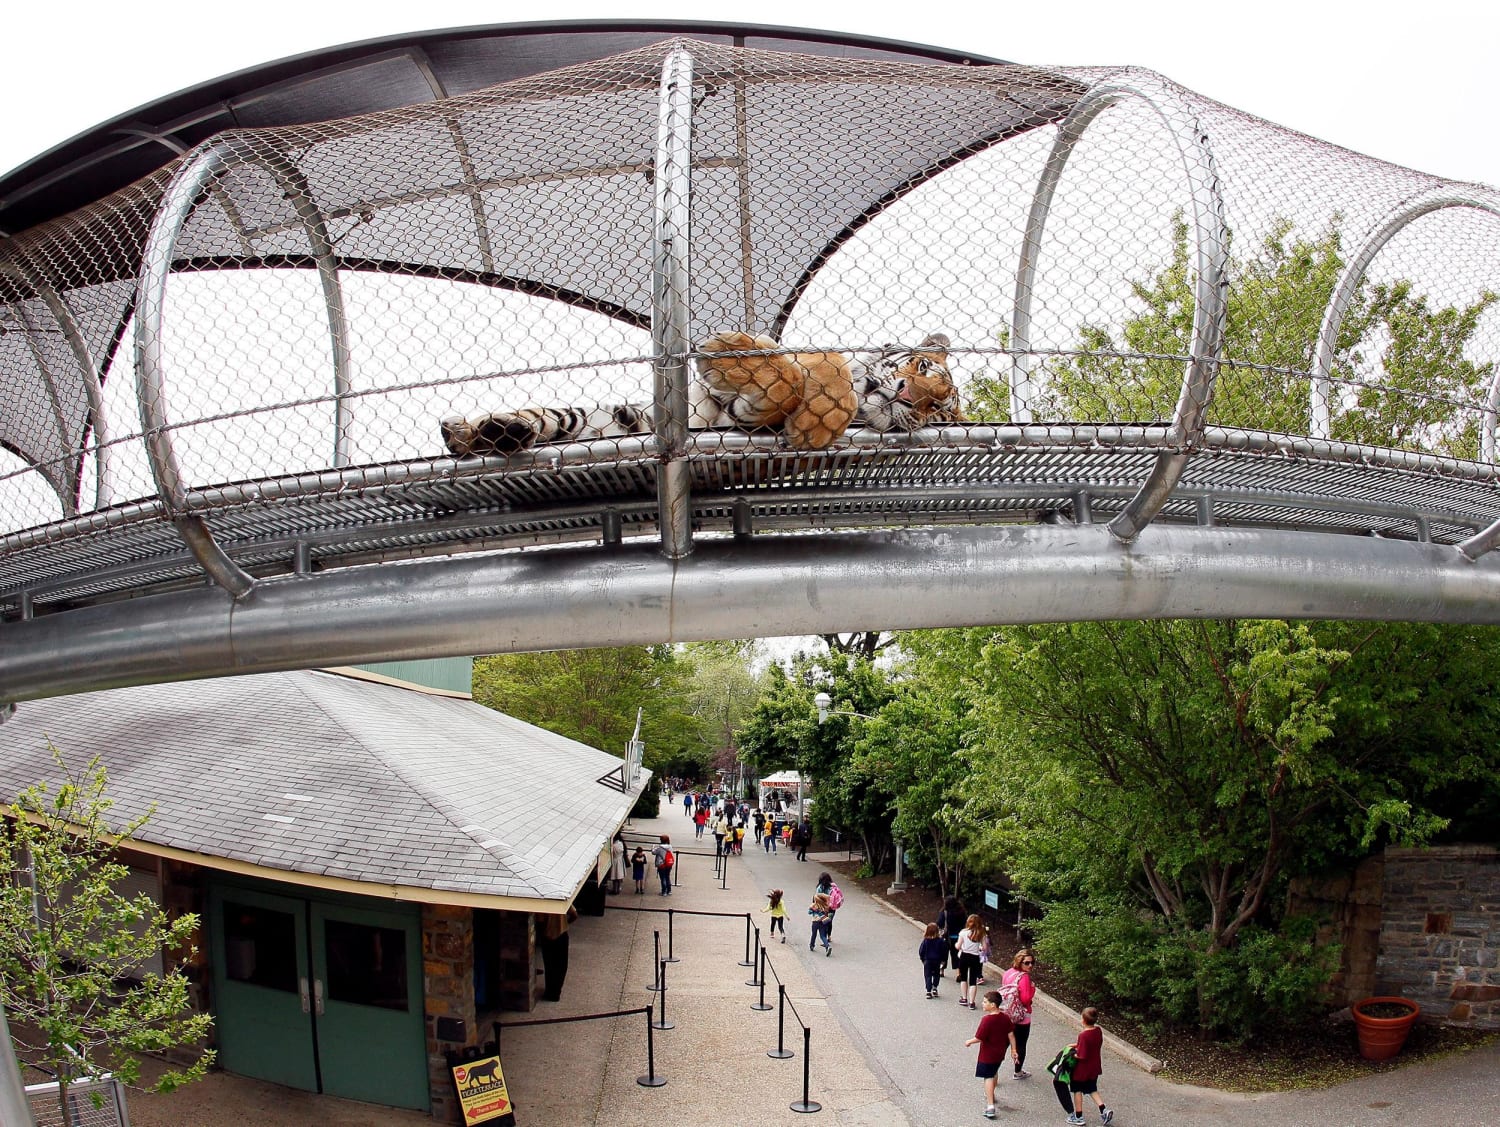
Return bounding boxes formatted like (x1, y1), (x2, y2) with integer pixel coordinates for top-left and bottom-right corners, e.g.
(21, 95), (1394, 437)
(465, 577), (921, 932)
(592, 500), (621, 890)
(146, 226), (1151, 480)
(761, 888), (788, 942)
(630, 845), (647, 894)
(919, 923), (948, 998)
(1061, 1007), (1113, 1125)
(808, 891), (833, 955)
(964, 989), (1019, 1120)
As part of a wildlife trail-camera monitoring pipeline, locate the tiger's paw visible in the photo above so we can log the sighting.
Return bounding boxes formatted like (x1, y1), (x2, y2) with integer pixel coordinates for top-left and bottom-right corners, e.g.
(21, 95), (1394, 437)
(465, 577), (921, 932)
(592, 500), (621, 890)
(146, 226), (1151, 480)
(784, 351), (856, 449)
(696, 332), (803, 428)
(440, 413), (540, 457)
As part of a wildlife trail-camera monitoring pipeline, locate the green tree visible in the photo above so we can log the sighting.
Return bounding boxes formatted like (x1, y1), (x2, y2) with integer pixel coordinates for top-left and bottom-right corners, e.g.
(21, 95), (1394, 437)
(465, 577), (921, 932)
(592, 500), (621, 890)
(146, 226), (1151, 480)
(940, 618), (1500, 1036)
(472, 646), (703, 773)
(680, 642), (767, 788)
(970, 217), (1496, 456)
(737, 653), (899, 863)
(1, 749), (213, 1124)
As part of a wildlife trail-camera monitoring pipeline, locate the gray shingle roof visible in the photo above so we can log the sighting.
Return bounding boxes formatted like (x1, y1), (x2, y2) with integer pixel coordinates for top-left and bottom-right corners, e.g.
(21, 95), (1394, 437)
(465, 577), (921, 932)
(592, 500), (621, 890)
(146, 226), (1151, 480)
(0, 670), (647, 904)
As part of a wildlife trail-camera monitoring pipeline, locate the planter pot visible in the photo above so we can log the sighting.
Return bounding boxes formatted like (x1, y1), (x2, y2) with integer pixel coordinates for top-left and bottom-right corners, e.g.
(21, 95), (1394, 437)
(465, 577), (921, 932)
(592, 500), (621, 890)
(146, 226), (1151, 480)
(1352, 996), (1420, 1060)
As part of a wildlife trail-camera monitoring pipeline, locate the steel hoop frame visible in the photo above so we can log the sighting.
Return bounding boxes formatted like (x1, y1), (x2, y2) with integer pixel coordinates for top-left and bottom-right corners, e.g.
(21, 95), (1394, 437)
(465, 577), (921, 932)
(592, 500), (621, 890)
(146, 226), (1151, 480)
(1009, 68), (1229, 542)
(652, 47), (696, 560)
(135, 135), (360, 597)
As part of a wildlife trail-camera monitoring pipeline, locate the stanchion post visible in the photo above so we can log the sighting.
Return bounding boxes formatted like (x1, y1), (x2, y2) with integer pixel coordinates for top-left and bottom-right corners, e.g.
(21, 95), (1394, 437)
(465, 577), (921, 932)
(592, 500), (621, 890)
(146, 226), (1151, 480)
(665, 908), (679, 963)
(648, 930), (663, 991)
(746, 928), (763, 985)
(752, 946), (772, 1010)
(637, 1005), (667, 1087)
(721, 850), (729, 890)
(653, 960), (675, 1030)
(768, 984), (793, 1059)
(740, 914), (755, 967)
(790, 1025), (822, 1113)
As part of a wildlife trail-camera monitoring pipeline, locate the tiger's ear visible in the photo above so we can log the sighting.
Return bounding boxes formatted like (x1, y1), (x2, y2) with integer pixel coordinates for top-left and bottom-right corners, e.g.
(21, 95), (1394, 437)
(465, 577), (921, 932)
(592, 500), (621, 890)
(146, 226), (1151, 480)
(918, 332), (951, 353)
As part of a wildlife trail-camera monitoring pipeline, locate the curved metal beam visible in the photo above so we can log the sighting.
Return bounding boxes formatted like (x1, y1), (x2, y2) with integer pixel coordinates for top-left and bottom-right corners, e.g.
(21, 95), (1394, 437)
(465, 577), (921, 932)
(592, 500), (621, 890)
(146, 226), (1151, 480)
(136, 135), (361, 596)
(4, 289), (79, 518)
(652, 47), (696, 559)
(6, 523), (1500, 708)
(1009, 69), (1228, 542)
(135, 140), (258, 598)
(2, 249), (114, 511)
(1309, 186), (1500, 451)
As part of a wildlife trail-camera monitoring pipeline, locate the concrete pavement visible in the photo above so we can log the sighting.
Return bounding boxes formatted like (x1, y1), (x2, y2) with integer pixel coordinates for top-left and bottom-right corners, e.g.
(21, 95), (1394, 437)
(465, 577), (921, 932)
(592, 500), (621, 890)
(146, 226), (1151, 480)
(117, 807), (1499, 1125)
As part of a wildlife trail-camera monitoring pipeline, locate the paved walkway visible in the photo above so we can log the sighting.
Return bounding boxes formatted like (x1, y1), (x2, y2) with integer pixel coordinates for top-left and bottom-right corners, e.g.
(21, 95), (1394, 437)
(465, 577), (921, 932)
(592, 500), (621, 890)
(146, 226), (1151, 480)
(115, 809), (1498, 1125)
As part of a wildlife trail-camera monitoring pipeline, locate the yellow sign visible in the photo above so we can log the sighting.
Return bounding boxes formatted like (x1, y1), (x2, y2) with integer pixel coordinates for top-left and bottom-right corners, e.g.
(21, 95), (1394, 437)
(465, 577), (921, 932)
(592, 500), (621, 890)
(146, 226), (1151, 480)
(451, 1054), (516, 1125)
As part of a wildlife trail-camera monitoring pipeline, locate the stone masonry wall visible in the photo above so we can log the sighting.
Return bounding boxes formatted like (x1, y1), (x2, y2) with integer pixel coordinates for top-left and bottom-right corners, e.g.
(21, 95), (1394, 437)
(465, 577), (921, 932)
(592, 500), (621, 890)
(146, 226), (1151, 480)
(1376, 845), (1499, 1028)
(423, 904), (478, 1124)
(1286, 853), (1385, 1006)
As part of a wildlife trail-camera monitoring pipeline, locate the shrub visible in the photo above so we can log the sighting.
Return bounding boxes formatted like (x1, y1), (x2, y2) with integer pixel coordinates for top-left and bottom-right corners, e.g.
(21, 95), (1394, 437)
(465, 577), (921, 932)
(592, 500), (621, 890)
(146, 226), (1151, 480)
(1033, 902), (1339, 1040)
(631, 783), (661, 818)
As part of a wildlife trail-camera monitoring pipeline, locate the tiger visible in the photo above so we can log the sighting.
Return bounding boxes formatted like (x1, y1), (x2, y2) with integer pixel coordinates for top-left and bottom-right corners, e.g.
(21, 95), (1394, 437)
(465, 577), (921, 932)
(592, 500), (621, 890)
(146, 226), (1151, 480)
(439, 330), (962, 458)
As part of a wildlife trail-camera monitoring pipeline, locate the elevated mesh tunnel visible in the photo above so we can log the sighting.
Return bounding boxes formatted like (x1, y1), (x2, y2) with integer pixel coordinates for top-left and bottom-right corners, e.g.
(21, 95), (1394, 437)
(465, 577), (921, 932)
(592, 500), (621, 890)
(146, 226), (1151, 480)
(4, 26), (1500, 704)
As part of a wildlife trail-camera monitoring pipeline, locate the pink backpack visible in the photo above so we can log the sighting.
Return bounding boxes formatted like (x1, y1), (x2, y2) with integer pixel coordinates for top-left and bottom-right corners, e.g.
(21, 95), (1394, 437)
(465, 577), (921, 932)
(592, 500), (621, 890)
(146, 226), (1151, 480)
(999, 969), (1029, 1023)
(827, 883), (844, 910)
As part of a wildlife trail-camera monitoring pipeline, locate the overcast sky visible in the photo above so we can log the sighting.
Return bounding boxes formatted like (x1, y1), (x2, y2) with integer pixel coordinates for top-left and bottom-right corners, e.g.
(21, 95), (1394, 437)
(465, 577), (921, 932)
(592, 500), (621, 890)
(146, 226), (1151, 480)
(3, 0), (1496, 189)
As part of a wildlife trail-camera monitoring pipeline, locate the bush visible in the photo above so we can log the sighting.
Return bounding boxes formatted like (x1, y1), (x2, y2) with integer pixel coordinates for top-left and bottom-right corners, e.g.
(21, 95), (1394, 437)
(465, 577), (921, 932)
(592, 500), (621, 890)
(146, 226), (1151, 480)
(631, 784), (661, 818)
(1033, 903), (1339, 1040)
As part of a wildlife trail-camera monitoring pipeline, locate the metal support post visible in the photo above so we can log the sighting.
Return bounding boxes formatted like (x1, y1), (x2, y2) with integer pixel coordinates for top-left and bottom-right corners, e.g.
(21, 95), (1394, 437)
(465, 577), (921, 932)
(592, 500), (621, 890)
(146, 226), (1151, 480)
(651, 47), (696, 559)
(637, 1006), (668, 1087)
(648, 930), (663, 991)
(790, 1026), (821, 1113)
(888, 839), (907, 894)
(768, 985), (794, 1058)
(740, 914), (755, 967)
(665, 909), (679, 963)
(652, 961), (674, 1030)
(746, 927), (763, 984)
(752, 947), (772, 1009)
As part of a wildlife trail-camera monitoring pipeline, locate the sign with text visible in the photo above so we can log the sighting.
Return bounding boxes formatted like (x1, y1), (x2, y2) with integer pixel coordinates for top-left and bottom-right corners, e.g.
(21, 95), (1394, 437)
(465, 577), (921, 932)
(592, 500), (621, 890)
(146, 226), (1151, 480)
(451, 1054), (517, 1125)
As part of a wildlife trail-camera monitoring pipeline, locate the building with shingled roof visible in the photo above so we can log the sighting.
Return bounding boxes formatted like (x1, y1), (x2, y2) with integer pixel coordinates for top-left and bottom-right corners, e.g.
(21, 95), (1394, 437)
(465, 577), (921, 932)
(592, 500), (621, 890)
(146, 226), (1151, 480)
(0, 660), (648, 1119)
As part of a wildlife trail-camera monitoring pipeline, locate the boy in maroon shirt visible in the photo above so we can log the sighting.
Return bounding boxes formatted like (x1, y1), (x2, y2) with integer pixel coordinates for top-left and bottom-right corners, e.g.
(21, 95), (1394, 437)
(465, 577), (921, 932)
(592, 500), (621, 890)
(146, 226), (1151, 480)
(964, 989), (1019, 1119)
(1065, 1006), (1113, 1125)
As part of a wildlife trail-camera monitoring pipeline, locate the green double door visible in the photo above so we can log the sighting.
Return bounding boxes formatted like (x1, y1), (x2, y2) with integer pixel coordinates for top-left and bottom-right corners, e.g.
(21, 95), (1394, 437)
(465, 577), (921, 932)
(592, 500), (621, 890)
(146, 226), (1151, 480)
(209, 882), (428, 1111)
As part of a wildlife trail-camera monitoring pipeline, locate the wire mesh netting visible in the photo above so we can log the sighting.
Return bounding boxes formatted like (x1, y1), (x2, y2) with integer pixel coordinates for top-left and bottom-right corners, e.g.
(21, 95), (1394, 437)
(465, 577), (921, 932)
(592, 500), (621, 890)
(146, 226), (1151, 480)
(3, 37), (1500, 613)
(24, 1076), (131, 1127)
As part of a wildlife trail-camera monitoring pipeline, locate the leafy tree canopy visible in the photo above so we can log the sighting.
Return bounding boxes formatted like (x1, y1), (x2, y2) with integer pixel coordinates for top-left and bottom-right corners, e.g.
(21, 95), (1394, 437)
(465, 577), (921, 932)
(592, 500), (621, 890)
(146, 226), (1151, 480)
(968, 217), (1496, 458)
(472, 645), (703, 774)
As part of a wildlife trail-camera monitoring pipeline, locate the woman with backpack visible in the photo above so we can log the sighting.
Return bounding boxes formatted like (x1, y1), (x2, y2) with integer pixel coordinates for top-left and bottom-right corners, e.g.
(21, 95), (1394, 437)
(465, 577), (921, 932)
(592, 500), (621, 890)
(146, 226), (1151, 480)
(1000, 948), (1038, 1077)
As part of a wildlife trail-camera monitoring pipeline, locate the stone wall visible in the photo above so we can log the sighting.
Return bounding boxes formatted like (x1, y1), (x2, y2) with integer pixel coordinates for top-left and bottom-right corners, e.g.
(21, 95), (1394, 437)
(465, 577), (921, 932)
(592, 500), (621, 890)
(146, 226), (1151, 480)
(1287, 844), (1498, 1028)
(1376, 845), (1499, 1028)
(423, 904), (478, 1125)
(1286, 853), (1385, 1006)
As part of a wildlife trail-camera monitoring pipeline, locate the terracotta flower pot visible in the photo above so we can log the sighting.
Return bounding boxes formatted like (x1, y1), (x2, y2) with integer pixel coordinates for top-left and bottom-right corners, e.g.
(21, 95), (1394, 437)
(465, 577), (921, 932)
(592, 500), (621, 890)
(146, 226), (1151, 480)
(1352, 996), (1420, 1060)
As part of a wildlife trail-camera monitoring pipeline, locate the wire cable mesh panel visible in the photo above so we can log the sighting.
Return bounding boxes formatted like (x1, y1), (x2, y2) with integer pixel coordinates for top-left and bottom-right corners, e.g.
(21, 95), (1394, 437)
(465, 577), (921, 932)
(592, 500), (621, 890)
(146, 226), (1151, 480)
(24, 1076), (131, 1127)
(3, 34), (1500, 632)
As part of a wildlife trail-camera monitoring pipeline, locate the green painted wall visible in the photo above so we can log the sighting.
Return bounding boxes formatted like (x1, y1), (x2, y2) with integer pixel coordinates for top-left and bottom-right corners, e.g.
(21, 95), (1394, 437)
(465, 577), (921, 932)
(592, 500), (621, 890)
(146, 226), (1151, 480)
(356, 657), (473, 695)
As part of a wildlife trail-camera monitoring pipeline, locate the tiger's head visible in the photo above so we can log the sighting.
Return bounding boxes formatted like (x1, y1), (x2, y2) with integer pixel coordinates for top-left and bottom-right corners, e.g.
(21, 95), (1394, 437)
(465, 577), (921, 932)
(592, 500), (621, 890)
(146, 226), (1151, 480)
(853, 333), (964, 432)
(896, 333), (961, 420)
